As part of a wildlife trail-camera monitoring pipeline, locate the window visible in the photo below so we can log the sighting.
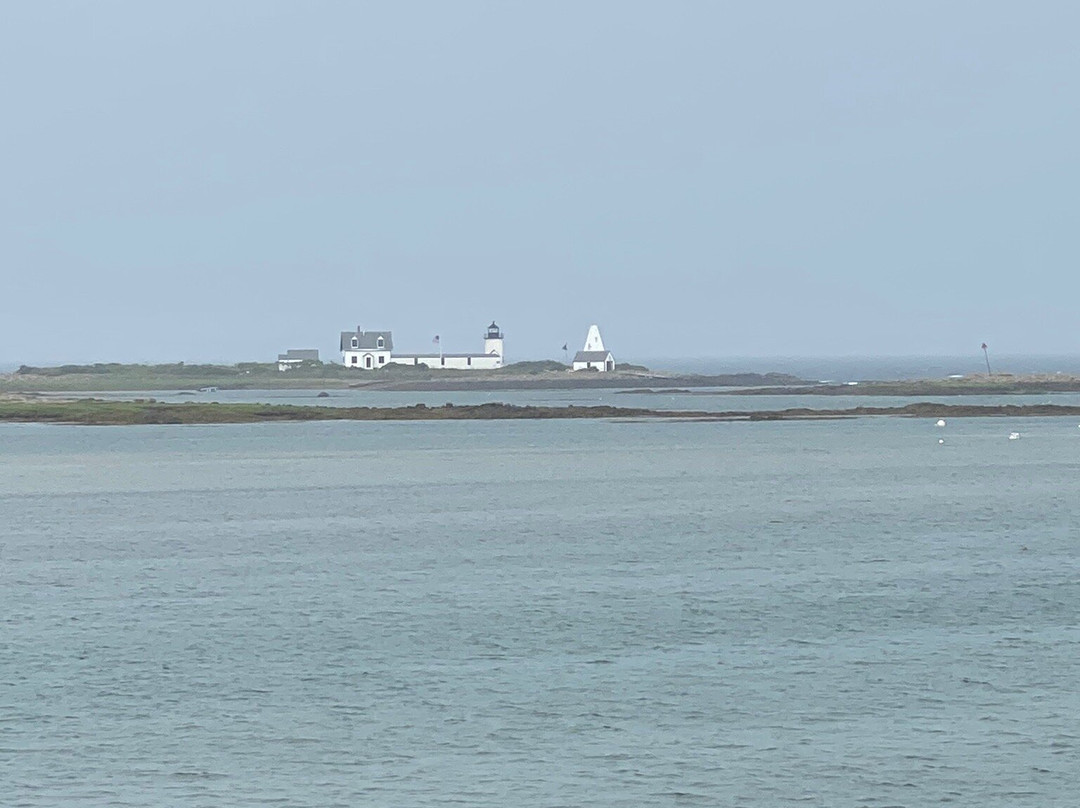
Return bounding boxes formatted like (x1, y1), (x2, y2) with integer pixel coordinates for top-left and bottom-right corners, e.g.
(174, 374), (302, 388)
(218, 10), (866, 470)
(351, 355), (358, 365)
(379, 355), (386, 364)
(441, 357), (445, 366)
(351, 337), (358, 348)
(467, 357), (472, 366)
(377, 337), (384, 348)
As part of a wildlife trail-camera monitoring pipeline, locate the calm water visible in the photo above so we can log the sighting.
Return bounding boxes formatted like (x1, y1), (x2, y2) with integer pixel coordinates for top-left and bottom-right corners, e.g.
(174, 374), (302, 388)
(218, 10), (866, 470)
(643, 354), (1080, 381)
(3, 417), (1080, 806)
(83, 386), (1080, 413)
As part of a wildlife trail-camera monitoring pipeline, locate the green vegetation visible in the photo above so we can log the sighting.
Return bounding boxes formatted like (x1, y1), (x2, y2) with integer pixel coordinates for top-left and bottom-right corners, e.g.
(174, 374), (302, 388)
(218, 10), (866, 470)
(3, 398), (1080, 426)
(0, 399), (674, 425)
(3, 362), (351, 392)
(0, 359), (595, 391)
(1, 360), (492, 391)
(1, 358), (721, 394)
(500, 360), (569, 374)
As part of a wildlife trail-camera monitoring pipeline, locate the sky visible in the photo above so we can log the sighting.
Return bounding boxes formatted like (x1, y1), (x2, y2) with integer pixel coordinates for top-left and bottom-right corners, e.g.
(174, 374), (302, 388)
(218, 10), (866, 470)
(2, 1), (1078, 365)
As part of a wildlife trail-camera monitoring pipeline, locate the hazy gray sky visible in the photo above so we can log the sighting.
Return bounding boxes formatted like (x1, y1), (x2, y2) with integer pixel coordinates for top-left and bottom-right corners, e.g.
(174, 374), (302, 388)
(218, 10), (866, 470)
(2, 1), (1078, 364)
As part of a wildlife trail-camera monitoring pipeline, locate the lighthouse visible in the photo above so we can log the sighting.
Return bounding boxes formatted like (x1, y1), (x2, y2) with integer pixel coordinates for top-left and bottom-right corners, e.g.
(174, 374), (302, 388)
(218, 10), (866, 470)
(341, 319), (506, 370)
(484, 321), (505, 364)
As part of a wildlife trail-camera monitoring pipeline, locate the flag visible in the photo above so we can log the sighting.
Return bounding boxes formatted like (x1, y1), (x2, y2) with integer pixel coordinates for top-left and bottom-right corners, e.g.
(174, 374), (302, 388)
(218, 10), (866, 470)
(561, 343), (568, 351)
(981, 343), (988, 350)
(432, 335), (440, 344)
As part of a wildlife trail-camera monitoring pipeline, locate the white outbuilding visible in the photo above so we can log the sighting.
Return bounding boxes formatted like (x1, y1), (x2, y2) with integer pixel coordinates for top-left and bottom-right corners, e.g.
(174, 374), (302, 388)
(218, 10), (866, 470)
(571, 324), (615, 372)
(277, 348), (320, 371)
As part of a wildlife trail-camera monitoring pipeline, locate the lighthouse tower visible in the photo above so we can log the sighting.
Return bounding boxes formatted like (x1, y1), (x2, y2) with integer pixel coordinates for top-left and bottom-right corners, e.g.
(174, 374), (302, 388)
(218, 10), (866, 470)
(483, 321), (504, 365)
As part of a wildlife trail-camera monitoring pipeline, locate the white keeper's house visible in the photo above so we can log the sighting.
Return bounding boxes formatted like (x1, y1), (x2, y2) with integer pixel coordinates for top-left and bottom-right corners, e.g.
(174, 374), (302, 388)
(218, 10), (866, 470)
(571, 324), (615, 372)
(341, 321), (505, 370)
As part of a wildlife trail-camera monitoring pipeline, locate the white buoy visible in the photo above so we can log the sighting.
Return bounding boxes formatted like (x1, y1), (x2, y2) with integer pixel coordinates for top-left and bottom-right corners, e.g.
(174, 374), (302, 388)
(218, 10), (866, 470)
(1009, 432), (1020, 440)
(938, 438), (945, 445)
(936, 419), (946, 427)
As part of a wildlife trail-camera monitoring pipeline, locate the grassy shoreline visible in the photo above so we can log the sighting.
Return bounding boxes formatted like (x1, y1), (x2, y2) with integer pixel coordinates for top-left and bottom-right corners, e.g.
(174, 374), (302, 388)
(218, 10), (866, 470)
(7, 362), (1080, 397)
(0, 362), (804, 393)
(4, 399), (1080, 426)
(0, 400), (685, 425)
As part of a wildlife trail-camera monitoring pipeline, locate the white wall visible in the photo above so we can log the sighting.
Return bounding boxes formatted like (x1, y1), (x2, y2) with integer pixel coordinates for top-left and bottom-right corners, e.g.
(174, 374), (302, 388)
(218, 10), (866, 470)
(572, 353), (614, 372)
(390, 354), (501, 370)
(342, 350), (392, 369)
(582, 325), (605, 352)
(483, 337), (504, 362)
(469, 355), (501, 370)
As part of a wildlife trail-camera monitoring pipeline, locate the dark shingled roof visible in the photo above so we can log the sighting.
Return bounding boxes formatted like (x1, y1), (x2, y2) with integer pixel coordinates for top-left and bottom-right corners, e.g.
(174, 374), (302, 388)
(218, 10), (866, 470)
(573, 350), (613, 363)
(394, 353), (498, 359)
(340, 330), (393, 351)
(278, 349), (320, 361)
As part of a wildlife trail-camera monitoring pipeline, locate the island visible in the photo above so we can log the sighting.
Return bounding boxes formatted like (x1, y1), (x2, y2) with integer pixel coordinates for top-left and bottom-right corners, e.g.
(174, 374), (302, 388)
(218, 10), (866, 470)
(0, 361), (805, 393)
(4, 397), (1080, 426)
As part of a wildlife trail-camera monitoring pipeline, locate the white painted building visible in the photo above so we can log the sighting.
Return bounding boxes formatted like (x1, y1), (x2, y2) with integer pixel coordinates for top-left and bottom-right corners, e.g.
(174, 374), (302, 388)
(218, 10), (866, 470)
(340, 329), (393, 369)
(571, 324), (615, 372)
(340, 322), (505, 370)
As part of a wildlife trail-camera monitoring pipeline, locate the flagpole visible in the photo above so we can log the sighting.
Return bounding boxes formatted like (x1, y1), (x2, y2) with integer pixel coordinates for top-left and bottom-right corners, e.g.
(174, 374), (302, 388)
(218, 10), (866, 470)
(982, 342), (991, 376)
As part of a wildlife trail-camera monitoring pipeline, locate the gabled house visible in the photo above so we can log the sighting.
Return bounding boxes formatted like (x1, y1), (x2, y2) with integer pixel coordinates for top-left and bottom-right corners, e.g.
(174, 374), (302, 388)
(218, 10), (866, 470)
(340, 329), (393, 369)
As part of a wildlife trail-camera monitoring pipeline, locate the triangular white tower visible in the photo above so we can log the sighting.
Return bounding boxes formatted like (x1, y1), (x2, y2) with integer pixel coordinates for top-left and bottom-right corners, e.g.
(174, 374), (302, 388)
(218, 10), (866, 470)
(583, 324), (605, 352)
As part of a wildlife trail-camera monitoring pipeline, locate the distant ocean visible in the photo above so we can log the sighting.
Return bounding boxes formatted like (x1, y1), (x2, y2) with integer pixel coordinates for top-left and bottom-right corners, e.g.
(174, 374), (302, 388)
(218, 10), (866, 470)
(632, 354), (1080, 381)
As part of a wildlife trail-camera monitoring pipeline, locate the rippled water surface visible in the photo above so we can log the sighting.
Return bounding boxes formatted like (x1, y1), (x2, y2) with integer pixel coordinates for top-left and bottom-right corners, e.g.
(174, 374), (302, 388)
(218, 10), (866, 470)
(3, 418), (1080, 806)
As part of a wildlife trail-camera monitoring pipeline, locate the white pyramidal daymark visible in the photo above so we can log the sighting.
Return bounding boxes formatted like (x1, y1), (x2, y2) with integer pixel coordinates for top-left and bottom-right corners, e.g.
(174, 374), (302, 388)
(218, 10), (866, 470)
(583, 324), (605, 352)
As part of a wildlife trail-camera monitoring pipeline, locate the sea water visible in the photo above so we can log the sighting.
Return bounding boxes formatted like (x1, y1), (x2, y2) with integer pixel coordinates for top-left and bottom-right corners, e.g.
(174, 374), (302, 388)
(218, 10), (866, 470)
(79, 386), (1080, 413)
(2, 417), (1079, 806)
